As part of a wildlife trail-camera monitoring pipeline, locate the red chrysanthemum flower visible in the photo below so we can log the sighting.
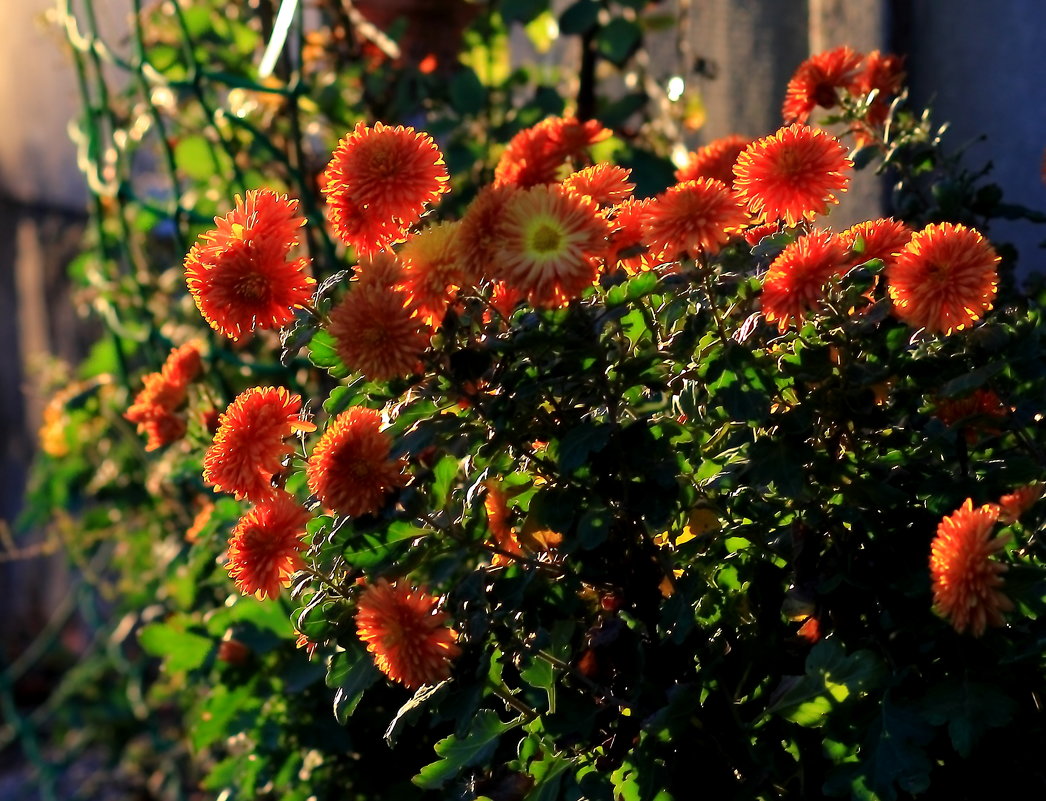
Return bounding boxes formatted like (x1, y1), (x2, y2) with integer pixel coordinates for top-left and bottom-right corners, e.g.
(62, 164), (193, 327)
(204, 387), (316, 501)
(398, 222), (466, 327)
(353, 251), (406, 289)
(887, 222), (1000, 334)
(494, 116), (611, 188)
(458, 184), (518, 284)
(125, 343), (202, 450)
(761, 230), (849, 331)
(322, 122), (449, 254)
(605, 199), (667, 274)
(306, 406), (407, 517)
(487, 282), (525, 322)
(497, 184), (607, 307)
(851, 50), (906, 130)
(327, 283), (429, 382)
(734, 125), (852, 226)
(226, 491), (310, 600)
(355, 578), (461, 689)
(137, 412), (188, 453)
(675, 135), (753, 186)
(930, 499), (1013, 636)
(642, 178), (750, 259)
(185, 190), (314, 340)
(934, 388), (1009, 444)
(484, 481), (524, 567)
(996, 484), (1044, 525)
(743, 222), (781, 248)
(782, 46), (864, 123)
(839, 218), (912, 269)
(562, 164), (635, 207)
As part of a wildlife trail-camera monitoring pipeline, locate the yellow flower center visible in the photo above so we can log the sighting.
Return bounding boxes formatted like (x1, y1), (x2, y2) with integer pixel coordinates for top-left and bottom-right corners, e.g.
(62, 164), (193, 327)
(530, 222), (564, 255)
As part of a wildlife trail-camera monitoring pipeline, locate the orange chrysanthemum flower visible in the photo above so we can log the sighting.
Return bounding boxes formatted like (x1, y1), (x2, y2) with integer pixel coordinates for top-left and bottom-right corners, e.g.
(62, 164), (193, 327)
(355, 578), (461, 689)
(743, 222), (781, 248)
(485, 481), (524, 567)
(494, 116), (611, 188)
(930, 499), (1013, 636)
(306, 406), (407, 517)
(934, 388), (1009, 443)
(398, 222), (466, 327)
(839, 218), (912, 269)
(605, 198), (665, 274)
(186, 500), (214, 544)
(226, 491), (310, 600)
(487, 282), (524, 322)
(322, 122), (449, 254)
(204, 387), (316, 502)
(642, 179), (750, 259)
(125, 343), (202, 451)
(887, 222), (1000, 334)
(851, 50), (905, 132)
(327, 283), (429, 382)
(782, 46), (864, 124)
(562, 164), (635, 207)
(733, 124), (852, 227)
(353, 251), (406, 289)
(675, 135), (753, 186)
(996, 484), (1044, 525)
(185, 190), (314, 340)
(761, 230), (849, 331)
(458, 185), (517, 285)
(497, 184), (607, 307)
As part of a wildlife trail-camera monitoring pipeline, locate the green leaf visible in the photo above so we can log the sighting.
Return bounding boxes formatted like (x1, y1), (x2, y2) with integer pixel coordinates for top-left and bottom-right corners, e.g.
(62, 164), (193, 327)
(413, 710), (522, 789)
(558, 421), (611, 473)
(139, 621), (213, 673)
(922, 680), (1016, 757)
(431, 455), (461, 508)
(450, 68), (488, 115)
(191, 684), (255, 752)
(308, 329), (350, 378)
(174, 135), (225, 182)
(326, 644), (381, 724)
(341, 521), (426, 569)
(765, 641), (883, 726)
(559, 0), (599, 34)
(595, 17), (641, 65)
(938, 362), (1005, 398)
(858, 697), (934, 800)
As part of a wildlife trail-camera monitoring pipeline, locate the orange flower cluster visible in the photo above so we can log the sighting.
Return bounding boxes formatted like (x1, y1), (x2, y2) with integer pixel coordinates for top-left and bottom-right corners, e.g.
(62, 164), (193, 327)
(184, 190), (314, 340)
(321, 122), (449, 254)
(484, 481), (524, 567)
(839, 218), (912, 269)
(355, 578), (461, 689)
(761, 230), (849, 330)
(306, 406), (407, 517)
(675, 134), (752, 187)
(995, 484), (1044, 525)
(930, 500), (1012, 636)
(887, 222), (1000, 334)
(125, 343), (202, 451)
(783, 46), (905, 134)
(734, 124), (852, 227)
(203, 386), (316, 501)
(934, 388), (1009, 443)
(643, 178), (749, 260)
(494, 116), (610, 188)
(226, 491), (310, 599)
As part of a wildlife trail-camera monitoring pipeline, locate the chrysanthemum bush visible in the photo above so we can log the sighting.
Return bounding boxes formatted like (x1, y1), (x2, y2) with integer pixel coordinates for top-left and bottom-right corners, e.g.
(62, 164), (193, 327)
(31, 24), (1046, 801)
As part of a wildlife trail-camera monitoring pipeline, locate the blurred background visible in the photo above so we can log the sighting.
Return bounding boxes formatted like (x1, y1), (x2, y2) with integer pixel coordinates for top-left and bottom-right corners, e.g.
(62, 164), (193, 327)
(1, 0), (1044, 797)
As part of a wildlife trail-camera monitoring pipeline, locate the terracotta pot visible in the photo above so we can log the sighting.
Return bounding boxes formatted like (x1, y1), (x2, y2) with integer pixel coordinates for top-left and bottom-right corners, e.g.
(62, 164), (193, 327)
(354, 0), (480, 69)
